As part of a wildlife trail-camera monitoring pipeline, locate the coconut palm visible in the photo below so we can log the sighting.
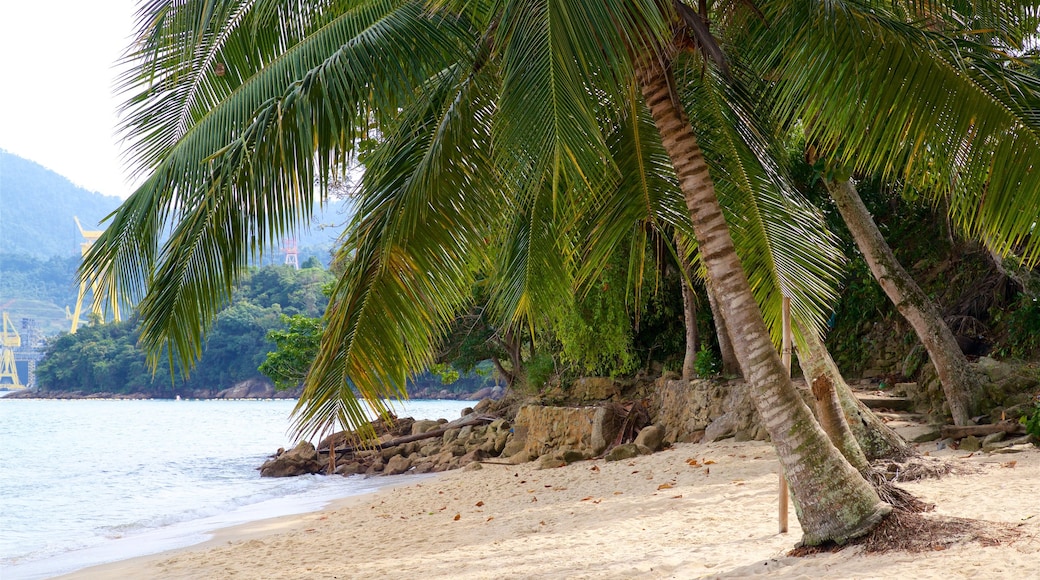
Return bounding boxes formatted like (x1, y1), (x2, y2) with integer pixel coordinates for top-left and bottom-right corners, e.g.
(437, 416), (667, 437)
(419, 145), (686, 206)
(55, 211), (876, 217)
(751, 2), (1040, 425)
(84, 0), (1039, 543)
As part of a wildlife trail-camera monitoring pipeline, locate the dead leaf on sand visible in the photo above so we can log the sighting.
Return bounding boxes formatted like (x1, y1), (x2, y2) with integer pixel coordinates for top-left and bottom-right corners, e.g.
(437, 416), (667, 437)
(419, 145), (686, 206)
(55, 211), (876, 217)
(476, 501), (485, 507)
(657, 483), (674, 490)
(453, 513), (461, 521)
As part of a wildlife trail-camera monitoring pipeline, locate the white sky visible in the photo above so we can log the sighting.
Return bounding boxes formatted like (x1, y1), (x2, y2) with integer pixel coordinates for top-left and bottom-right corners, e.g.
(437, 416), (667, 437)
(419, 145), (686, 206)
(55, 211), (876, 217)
(0, 1), (139, 199)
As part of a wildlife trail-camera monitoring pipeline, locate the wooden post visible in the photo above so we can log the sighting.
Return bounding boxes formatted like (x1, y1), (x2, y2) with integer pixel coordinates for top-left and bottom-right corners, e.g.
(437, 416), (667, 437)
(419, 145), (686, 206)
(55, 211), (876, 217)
(779, 296), (792, 534)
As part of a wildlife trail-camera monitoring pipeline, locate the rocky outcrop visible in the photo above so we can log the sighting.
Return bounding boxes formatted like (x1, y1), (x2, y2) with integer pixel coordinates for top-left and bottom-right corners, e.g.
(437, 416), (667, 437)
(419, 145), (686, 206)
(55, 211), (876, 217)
(214, 379), (299, 399)
(259, 441), (323, 477)
(650, 378), (769, 444)
(502, 404), (634, 464)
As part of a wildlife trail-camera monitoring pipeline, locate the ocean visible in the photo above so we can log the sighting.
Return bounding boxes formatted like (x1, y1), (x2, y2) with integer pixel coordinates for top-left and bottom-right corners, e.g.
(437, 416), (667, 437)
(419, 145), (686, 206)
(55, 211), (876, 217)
(0, 397), (474, 579)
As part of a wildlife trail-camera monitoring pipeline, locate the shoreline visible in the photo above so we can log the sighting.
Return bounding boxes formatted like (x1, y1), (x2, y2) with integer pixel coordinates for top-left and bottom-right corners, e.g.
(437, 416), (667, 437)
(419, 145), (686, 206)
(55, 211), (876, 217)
(56, 440), (1040, 579)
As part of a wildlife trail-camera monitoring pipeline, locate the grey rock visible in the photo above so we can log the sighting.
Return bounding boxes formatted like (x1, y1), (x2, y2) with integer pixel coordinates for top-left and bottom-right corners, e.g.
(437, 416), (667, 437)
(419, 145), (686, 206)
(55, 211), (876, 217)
(960, 435), (981, 452)
(411, 420), (440, 436)
(634, 425), (664, 452)
(605, 443), (640, 462)
(704, 412), (737, 442)
(561, 450), (588, 464)
(259, 441), (322, 478)
(384, 454), (413, 475)
(591, 406), (621, 456)
(982, 432), (1006, 446)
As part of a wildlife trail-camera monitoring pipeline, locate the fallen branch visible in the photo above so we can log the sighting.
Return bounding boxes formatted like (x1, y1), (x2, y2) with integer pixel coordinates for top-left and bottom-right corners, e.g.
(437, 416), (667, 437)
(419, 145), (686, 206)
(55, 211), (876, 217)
(328, 414), (498, 455)
(940, 421), (1025, 440)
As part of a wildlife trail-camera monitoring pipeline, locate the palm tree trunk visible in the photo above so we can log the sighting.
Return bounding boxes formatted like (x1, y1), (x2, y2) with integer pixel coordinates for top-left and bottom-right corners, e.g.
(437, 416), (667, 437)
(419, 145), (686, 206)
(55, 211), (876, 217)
(638, 55), (889, 545)
(798, 326), (915, 461)
(825, 178), (981, 426)
(680, 254), (699, 380)
(704, 278), (741, 377)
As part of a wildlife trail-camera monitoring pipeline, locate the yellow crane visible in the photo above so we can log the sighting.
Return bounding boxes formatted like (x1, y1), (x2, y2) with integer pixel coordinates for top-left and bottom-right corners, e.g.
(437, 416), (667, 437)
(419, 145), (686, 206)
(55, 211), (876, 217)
(0, 312), (25, 389)
(70, 217), (121, 333)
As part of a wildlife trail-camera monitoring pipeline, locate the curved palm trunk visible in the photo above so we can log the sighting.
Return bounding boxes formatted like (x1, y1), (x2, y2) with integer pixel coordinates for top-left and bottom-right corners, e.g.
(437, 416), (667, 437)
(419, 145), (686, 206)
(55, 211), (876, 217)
(825, 178), (981, 426)
(799, 326), (915, 461)
(681, 274), (699, 380)
(638, 57), (889, 545)
(704, 278), (741, 377)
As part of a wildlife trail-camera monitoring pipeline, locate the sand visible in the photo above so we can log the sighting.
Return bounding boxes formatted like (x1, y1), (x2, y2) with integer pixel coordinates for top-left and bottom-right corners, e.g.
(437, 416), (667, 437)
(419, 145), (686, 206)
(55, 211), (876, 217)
(60, 441), (1039, 579)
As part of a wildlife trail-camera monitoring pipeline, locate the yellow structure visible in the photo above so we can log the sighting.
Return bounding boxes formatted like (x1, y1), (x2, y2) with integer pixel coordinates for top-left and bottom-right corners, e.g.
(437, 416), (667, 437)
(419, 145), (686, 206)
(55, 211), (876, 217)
(0, 312), (25, 389)
(70, 217), (121, 333)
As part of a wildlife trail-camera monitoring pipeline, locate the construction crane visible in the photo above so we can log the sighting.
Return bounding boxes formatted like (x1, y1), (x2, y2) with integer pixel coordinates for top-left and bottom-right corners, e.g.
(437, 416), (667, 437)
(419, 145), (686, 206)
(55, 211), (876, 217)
(0, 312), (25, 389)
(71, 216), (121, 333)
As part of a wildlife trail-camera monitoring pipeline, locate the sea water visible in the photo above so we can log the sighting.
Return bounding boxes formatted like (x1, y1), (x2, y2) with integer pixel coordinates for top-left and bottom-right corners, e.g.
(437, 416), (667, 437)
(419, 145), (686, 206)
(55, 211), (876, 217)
(0, 398), (473, 579)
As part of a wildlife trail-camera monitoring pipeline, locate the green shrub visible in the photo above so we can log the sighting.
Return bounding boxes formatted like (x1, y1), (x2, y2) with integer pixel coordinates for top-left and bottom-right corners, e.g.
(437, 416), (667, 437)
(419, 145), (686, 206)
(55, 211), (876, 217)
(1021, 400), (1040, 440)
(694, 345), (721, 378)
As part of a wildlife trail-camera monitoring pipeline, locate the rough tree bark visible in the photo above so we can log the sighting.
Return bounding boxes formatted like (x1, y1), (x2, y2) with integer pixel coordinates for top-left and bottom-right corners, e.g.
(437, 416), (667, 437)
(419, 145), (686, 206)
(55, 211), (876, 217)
(680, 253), (699, 380)
(798, 325), (916, 461)
(638, 53), (889, 545)
(825, 178), (982, 426)
(705, 278), (741, 377)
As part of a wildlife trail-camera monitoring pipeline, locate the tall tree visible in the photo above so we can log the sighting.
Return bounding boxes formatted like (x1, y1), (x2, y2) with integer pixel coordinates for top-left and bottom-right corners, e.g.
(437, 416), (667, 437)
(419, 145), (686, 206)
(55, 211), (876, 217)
(755, 2), (1040, 424)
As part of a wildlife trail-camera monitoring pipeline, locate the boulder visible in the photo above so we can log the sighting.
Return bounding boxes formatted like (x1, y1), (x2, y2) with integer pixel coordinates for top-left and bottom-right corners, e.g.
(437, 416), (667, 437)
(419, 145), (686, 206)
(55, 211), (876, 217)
(960, 435), (981, 452)
(384, 455), (413, 475)
(651, 378), (764, 444)
(634, 425), (664, 452)
(411, 420), (440, 436)
(605, 443), (640, 462)
(704, 412), (737, 442)
(259, 441), (322, 477)
(537, 454), (568, 469)
(561, 450), (588, 464)
(572, 377), (620, 402)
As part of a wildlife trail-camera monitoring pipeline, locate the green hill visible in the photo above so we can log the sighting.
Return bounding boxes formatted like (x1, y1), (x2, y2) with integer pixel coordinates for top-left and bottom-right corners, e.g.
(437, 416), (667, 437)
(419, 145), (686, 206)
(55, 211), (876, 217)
(0, 150), (122, 258)
(0, 150), (349, 336)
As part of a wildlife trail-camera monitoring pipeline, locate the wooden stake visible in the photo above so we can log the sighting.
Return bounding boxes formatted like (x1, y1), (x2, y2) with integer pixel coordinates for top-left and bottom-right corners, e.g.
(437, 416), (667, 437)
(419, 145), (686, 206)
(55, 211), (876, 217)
(779, 296), (792, 534)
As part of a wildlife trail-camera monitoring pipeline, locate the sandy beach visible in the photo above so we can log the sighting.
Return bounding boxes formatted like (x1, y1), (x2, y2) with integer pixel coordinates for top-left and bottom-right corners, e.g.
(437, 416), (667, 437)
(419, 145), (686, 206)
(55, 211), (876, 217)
(60, 440), (1039, 579)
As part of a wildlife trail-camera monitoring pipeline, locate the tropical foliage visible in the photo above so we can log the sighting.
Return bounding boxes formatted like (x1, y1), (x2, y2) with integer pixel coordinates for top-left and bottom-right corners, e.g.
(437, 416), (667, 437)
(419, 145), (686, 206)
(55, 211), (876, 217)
(37, 265), (332, 395)
(80, 0), (1040, 543)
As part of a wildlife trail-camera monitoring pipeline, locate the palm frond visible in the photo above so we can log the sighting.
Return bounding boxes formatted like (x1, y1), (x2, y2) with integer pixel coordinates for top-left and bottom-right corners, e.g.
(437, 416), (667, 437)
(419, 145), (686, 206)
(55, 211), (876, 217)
(677, 57), (846, 345)
(292, 58), (502, 439)
(83, 0), (478, 373)
(759, 0), (1040, 264)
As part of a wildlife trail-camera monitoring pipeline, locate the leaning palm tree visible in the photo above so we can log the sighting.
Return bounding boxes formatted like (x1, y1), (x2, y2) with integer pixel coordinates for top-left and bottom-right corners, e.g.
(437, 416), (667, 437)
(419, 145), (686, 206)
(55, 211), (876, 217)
(84, 0), (1038, 544)
(751, 2), (1040, 425)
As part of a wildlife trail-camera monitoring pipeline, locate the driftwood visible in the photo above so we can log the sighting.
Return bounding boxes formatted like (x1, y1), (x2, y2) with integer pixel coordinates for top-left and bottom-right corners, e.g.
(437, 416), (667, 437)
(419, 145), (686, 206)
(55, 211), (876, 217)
(329, 413), (498, 455)
(940, 421), (1026, 440)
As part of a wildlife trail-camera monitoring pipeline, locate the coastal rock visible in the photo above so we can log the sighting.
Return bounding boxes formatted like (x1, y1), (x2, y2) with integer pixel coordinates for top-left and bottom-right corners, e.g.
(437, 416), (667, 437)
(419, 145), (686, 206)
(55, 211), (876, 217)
(634, 425), (664, 452)
(215, 378), (277, 399)
(384, 455), (413, 475)
(260, 441), (322, 477)
(572, 378), (620, 402)
(960, 435), (981, 452)
(505, 405), (599, 462)
(605, 443), (640, 462)
(651, 378), (765, 444)
(411, 420), (440, 436)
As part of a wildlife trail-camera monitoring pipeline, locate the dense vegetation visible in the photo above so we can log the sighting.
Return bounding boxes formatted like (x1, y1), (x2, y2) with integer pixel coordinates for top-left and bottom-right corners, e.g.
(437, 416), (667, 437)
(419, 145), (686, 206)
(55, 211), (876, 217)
(0, 150), (121, 259)
(36, 265), (334, 395)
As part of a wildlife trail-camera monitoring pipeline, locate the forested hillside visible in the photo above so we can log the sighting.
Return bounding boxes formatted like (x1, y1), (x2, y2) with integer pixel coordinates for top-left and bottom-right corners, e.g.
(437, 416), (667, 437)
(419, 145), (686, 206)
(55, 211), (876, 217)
(0, 150), (121, 258)
(0, 150), (352, 336)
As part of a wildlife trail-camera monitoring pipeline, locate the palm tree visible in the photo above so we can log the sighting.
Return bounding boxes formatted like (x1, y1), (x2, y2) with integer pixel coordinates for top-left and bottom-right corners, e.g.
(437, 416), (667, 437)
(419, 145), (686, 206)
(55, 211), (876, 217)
(754, 2), (1040, 425)
(84, 0), (1038, 544)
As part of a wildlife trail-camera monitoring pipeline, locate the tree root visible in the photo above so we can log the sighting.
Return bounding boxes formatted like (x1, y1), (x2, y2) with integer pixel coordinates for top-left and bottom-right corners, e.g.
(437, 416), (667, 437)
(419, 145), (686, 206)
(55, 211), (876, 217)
(789, 511), (1023, 556)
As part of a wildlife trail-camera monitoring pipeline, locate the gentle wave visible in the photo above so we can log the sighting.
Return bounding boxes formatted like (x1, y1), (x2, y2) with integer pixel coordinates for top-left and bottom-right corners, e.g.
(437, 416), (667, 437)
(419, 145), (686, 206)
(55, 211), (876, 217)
(0, 398), (473, 579)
